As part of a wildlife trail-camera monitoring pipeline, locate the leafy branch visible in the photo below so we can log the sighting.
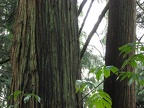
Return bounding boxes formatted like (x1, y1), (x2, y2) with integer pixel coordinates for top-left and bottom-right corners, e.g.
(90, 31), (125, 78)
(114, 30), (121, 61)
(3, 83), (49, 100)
(77, 42), (144, 107)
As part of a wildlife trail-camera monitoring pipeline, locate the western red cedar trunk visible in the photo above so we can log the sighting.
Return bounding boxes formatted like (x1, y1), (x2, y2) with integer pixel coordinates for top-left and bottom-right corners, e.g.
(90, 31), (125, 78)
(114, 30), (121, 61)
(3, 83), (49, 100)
(104, 0), (136, 108)
(10, 0), (81, 108)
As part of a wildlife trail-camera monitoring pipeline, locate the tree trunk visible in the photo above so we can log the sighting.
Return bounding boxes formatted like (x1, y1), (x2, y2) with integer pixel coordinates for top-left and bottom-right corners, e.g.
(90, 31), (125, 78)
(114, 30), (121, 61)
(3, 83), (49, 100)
(104, 0), (136, 108)
(10, 0), (81, 108)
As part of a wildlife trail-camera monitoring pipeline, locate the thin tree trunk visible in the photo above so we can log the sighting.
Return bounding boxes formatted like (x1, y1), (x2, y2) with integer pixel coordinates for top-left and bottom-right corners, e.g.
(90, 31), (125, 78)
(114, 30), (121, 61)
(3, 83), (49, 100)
(10, 0), (81, 108)
(104, 0), (136, 108)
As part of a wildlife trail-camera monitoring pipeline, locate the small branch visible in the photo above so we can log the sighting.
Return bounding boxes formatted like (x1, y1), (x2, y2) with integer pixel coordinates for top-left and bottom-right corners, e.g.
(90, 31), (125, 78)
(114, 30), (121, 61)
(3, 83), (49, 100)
(80, 3), (109, 60)
(76, 66), (124, 107)
(96, 32), (105, 56)
(136, 1), (144, 11)
(136, 20), (144, 23)
(0, 58), (10, 65)
(76, 75), (109, 107)
(79, 0), (94, 36)
(78, 0), (88, 16)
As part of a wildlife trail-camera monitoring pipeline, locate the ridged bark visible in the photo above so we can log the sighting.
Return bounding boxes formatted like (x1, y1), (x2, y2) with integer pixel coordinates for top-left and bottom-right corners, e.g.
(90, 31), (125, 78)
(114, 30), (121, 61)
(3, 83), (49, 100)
(104, 0), (136, 108)
(10, 0), (81, 108)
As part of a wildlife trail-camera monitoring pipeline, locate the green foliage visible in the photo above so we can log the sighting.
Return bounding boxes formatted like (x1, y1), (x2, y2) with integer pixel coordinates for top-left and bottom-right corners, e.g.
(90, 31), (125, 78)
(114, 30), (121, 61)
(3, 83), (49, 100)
(90, 65), (118, 81)
(76, 80), (95, 93)
(0, 0), (17, 107)
(76, 63), (120, 108)
(8, 91), (22, 100)
(76, 80), (112, 108)
(81, 46), (104, 70)
(119, 42), (135, 58)
(8, 91), (41, 107)
(118, 41), (144, 107)
(77, 41), (144, 108)
(24, 93), (41, 103)
(86, 90), (112, 108)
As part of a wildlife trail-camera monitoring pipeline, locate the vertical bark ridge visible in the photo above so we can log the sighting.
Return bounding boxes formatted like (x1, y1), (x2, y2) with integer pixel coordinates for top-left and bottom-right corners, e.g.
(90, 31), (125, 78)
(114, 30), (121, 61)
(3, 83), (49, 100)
(104, 0), (136, 108)
(11, 0), (80, 108)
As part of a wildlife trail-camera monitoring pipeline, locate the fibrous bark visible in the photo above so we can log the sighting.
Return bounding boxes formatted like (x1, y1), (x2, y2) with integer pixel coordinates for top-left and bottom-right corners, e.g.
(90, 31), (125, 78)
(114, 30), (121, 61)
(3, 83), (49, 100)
(10, 0), (81, 108)
(104, 0), (136, 108)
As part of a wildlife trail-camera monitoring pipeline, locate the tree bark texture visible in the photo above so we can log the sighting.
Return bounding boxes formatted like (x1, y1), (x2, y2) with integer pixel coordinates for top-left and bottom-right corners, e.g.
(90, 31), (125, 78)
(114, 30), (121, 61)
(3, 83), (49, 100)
(10, 0), (81, 108)
(104, 0), (136, 108)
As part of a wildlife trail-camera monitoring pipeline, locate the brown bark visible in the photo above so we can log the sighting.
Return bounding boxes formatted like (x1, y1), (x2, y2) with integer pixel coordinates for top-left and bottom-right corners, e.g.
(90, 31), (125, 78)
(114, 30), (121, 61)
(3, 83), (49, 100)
(104, 0), (136, 108)
(10, 0), (81, 108)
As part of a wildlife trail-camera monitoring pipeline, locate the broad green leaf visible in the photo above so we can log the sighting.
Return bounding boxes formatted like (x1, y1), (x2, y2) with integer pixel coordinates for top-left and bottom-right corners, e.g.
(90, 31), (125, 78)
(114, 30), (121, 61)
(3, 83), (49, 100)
(106, 66), (118, 75)
(128, 60), (137, 67)
(88, 90), (112, 108)
(135, 54), (144, 63)
(119, 43), (135, 57)
(128, 73), (137, 86)
(96, 68), (103, 81)
(119, 72), (133, 81)
(98, 90), (112, 105)
(104, 66), (110, 78)
(101, 99), (111, 108)
(121, 55), (133, 69)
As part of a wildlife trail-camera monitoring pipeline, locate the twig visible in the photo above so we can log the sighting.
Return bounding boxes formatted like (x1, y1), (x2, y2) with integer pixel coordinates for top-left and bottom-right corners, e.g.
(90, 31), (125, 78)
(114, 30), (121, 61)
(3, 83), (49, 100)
(0, 58), (10, 65)
(76, 76), (108, 107)
(80, 3), (109, 60)
(96, 32), (105, 56)
(79, 0), (94, 36)
(78, 0), (88, 16)
(136, 1), (144, 11)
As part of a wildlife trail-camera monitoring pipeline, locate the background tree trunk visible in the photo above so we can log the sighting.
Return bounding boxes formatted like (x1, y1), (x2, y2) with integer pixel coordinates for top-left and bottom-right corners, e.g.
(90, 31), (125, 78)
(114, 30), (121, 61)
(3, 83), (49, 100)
(104, 0), (136, 108)
(10, 0), (81, 108)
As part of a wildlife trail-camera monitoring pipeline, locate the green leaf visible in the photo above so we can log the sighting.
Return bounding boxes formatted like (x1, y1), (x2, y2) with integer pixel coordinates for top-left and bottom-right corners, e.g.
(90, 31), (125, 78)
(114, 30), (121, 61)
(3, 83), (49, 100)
(75, 80), (95, 93)
(140, 46), (144, 51)
(119, 43), (135, 57)
(101, 99), (111, 108)
(103, 66), (110, 78)
(96, 68), (103, 81)
(13, 91), (22, 100)
(106, 66), (118, 75)
(119, 72), (133, 81)
(128, 60), (137, 67)
(135, 54), (144, 63)
(121, 55), (133, 69)
(138, 80), (144, 85)
(75, 80), (87, 93)
(98, 90), (112, 105)
(128, 73), (137, 86)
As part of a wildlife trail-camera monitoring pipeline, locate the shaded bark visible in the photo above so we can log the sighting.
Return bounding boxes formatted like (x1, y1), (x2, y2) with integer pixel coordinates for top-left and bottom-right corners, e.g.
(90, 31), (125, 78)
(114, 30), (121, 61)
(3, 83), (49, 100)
(10, 0), (81, 108)
(104, 0), (136, 108)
